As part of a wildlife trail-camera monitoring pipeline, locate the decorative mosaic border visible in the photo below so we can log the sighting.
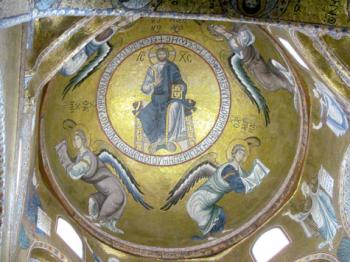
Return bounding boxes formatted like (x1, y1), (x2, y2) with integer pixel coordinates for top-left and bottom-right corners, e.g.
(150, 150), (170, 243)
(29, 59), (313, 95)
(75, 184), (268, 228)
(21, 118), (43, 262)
(31, 16), (93, 73)
(291, 27), (350, 89)
(339, 144), (350, 237)
(39, 26), (310, 259)
(1, 7), (350, 38)
(290, 29), (348, 98)
(293, 253), (339, 262)
(26, 241), (69, 262)
(308, 32), (350, 88)
(0, 70), (5, 247)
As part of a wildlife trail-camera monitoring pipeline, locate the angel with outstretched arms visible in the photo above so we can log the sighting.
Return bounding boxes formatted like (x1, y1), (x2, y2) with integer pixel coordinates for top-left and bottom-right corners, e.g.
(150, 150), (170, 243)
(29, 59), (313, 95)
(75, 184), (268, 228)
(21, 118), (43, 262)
(161, 137), (270, 239)
(55, 128), (152, 234)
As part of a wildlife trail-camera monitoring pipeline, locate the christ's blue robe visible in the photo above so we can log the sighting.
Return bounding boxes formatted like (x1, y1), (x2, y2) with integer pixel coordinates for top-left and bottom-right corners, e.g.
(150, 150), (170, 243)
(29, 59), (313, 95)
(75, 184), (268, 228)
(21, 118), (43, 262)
(137, 60), (188, 143)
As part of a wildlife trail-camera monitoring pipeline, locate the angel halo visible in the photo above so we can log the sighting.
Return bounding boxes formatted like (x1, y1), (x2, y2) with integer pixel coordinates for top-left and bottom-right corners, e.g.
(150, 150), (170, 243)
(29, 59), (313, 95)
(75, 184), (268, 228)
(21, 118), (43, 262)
(226, 137), (261, 161)
(55, 125), (152, 234)
(63, 119), (91, 148)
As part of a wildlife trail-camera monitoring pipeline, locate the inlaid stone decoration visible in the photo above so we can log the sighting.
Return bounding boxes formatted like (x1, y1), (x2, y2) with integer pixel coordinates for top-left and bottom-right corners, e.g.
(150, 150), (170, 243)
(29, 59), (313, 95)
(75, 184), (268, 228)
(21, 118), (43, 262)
(40, 18), (309, 259)
(340, 143), (350, 237)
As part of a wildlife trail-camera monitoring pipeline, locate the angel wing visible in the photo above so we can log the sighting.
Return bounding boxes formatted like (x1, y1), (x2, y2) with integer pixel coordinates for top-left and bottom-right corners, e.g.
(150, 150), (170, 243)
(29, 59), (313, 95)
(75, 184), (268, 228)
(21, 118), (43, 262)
(230, 54), (270, 126)
(161, 161), (217, 211)
(98, 149), (153, 210)
(337, 237), (350, 261)
(62, 43), (111, 98)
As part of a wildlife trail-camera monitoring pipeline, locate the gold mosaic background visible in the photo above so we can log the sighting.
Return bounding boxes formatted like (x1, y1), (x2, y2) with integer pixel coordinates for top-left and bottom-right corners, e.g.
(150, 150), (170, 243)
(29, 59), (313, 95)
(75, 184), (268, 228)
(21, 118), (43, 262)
(41, 19), (300, 248)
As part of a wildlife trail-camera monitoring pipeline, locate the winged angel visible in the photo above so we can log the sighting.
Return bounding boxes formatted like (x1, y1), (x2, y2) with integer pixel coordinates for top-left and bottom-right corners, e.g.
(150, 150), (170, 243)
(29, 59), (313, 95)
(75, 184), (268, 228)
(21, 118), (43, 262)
(209, 24), (297, 126)
(56, 129), (152, 234)
(60, 14), (140, 98)
(161, 137), (270, 239)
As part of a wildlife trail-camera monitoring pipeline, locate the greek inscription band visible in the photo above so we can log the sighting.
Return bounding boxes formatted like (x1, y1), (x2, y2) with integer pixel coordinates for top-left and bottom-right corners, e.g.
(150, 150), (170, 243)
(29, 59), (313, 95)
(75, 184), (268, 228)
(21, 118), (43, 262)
(97, 35), (230, 166)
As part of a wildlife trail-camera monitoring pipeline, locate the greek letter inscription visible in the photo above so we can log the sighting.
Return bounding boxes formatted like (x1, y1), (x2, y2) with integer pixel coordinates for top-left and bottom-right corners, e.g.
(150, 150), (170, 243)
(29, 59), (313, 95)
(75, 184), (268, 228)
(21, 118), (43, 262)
(97, 35), (231, 166)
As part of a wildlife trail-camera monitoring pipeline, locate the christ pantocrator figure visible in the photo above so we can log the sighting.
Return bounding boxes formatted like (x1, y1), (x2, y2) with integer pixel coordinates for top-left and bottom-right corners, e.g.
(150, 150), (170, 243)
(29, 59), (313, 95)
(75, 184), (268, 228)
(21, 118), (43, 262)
(134, 46), (195, 154)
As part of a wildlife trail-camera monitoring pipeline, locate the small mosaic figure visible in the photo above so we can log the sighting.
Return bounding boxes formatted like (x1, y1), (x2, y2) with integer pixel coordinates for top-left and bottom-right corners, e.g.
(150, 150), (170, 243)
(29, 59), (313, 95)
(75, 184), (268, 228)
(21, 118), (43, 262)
(312, 81), (350, 137)
(284, 178), (341, 250)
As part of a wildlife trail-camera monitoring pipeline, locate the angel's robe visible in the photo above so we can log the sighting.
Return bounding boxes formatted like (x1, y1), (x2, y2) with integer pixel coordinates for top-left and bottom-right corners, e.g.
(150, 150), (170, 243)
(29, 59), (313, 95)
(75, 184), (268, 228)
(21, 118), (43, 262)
(66, 149), (126, 223)
(186, 162), (266, 236)
(60, 37), (108, 77)
(291, 189), (340, 249)
(319, 89), (349, 137)
(229, 28), (294, 93)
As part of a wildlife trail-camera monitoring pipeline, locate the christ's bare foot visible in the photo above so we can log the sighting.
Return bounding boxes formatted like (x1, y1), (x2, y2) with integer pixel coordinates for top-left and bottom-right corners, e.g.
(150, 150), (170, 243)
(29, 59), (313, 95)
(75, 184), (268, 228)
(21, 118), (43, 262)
(165, 142), (176, 152)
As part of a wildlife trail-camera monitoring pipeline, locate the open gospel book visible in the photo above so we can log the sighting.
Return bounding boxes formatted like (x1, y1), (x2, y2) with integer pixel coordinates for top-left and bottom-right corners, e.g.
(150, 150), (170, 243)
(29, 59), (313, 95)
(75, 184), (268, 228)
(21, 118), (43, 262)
(317, 166), (334, 198)
(242, 159), (270, 193)
(55, 140), (73, 170)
